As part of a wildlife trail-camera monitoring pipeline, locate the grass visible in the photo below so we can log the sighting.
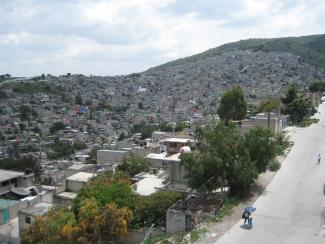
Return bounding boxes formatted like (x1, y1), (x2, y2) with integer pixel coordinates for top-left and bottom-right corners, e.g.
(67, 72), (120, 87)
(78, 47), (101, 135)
(212, 197), (240, 222)
(190, 227), (208, 242)
(142, 232), (185, 244)
(298, 118), (319, 127)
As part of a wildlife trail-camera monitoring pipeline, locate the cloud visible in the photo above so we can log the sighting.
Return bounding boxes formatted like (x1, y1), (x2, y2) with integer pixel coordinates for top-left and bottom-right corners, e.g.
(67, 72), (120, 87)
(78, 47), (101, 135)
(0, 0), (324, 76)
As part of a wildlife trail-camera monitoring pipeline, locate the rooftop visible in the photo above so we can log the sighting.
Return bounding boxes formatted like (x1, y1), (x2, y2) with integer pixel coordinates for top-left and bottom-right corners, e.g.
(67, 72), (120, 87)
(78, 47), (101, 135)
(66, 172), (95, 182)
(57, 191), (78, 200)
(161, 138), (194, 144)
(0, 169), (24, 182)
(134, 172), (165, 196)
(146, 152), (168, 160)
(19, 202), (53, 216)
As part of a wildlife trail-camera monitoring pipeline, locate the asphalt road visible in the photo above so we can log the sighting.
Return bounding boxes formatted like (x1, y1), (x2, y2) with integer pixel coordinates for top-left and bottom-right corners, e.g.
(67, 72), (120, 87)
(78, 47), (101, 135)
(214, 103), (325, 244)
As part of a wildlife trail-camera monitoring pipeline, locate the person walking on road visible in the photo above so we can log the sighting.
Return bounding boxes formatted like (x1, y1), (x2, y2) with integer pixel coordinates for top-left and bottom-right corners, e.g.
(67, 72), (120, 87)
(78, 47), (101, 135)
(318, 153), (321, 164)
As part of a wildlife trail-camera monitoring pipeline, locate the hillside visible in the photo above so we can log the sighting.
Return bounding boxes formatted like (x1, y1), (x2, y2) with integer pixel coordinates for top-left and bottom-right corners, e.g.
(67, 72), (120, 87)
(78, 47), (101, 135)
(148, 34), (325, 71)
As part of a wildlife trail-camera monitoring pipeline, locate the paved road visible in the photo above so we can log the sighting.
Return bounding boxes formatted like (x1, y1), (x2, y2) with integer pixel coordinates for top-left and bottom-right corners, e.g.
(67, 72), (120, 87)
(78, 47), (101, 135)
(212, 103), (325, 244)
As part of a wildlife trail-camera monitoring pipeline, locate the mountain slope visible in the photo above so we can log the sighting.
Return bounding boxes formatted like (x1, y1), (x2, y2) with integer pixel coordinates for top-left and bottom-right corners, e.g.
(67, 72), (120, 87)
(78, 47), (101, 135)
(148, 34), (325, 71)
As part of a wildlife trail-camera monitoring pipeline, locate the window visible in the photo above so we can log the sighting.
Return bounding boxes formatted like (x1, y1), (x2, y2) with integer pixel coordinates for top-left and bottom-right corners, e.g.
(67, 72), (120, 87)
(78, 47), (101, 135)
(25, 216), (31, 224)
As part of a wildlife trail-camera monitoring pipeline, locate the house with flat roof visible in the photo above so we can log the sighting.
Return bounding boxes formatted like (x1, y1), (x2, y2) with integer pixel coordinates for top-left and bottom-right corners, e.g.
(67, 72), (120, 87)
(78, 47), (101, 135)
(0, 170), (34, 196)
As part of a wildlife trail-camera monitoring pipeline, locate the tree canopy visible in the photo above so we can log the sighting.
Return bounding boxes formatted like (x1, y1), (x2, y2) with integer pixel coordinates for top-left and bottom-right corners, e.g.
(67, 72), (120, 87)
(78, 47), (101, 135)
(117, 154), (151, 177)
(181, 122), (257, 196)
(309, 81), (325, 92)
(281, 84), (310, 123)
(258, 98), (281, 113)
(217, 86), (247, 122)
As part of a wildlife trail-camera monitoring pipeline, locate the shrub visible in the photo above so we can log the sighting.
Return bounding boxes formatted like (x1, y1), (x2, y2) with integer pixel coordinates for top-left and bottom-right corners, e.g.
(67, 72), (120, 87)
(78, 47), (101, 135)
(268, 158), (281, 171)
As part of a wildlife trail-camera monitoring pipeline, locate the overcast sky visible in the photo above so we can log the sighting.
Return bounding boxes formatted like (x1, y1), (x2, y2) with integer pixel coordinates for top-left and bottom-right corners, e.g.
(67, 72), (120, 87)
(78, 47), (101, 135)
(1, 0), (324, 77)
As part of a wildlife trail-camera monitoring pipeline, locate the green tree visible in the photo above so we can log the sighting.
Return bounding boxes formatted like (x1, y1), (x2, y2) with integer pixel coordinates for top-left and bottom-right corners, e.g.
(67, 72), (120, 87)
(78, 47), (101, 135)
(217, 86), (247, 123)
(258, 98), (281, 113)
(73, 141), (87, 151)
(75, 92), (83, 105)
(72, 171), (135, 216)
(281, 84), (310, 123)
(158, 122), (173, 132)
(133, 191), (183, 228)
(181, 122), (257, 196)
(138, 102), (144, 109)
(175, 122), (187, 132)
(48, 141), (74, 159)
(244, 127), (277, 173)
(49, 122), (65, 134)
(309, 81), (325, 92)
(118, 132), (126, 141)
(117, 154), (151, 177)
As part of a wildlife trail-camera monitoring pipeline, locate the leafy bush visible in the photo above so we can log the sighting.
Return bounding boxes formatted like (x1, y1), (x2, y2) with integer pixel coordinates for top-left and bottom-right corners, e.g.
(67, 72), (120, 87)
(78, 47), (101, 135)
(268, 158), (281, 171)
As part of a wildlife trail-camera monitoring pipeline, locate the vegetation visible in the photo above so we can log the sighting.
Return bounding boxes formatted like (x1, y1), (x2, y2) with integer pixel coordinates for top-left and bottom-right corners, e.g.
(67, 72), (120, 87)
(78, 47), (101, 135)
(149, 34), (325, 71)
(268, 158), (281, 171)
(158, 122), (173, 132)
(182, 122), (284, 197)
(19, 105), (38, 121)
(131, 122), (156, 139)
(21, 201), (132, 243)
(299, 118), (319, 127)
(217, 86), (247, 123)
(118, 131), (126, 141)
(244, 127), (277, 173)
(309, 81), (325, 92)
(133, 191), (184, 229)
(117, 154), (151, 177)
(75, 92), (83, 105)
(73, 141), (87, 151)
(258, 98), (281, 113)
(49, 122), (65, 134)
(214, 197), (240, 222)
(281, 84), (311, 124)
(181, 122), (257, 196)
(48, 141), (74, 159)
(190, 227), (208, 242)
(0, 156), (38, 173)
(175, 122), (187, 132)
(7, 81), (59, 94)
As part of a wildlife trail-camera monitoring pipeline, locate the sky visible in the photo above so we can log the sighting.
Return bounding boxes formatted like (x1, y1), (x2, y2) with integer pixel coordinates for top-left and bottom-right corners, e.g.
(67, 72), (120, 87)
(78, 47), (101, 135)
(0, 0), (324, 77)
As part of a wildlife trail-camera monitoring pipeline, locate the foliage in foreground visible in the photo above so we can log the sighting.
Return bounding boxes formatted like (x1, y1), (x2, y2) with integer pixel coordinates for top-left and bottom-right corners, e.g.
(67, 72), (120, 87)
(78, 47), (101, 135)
(182, 122), (283, 197)
(118, 154), (151, 177)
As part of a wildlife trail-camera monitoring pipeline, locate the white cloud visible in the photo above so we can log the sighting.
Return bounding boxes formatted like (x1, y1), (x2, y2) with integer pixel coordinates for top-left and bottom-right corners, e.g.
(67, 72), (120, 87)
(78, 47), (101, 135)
(0, 0), (324, 76)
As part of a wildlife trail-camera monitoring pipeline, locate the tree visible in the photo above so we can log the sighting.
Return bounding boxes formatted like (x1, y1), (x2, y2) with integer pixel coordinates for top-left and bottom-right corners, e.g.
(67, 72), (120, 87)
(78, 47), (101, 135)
(100, 203), (132, 238)
(138, 102), (144, 109)
(258, 98), (281, 113)
(117, 154), (151, 177)
(244, 127), (277, 173)
(73, 141), (87, 151)
(118, 132), (126, 141)
(181, 122), (257, 196)
(21, 207), (78, 244)
(75, 92), (83, 105)
(175, 122), (187, 132)
(133, 191), (183, 228)
(48, 141), (74, 159)
(281, 84), (298, 106)
(73, 171), (135, 216)
(19, 105), (32, 121)
(281, 84), (310, 123)
(49, 122), (65, 134)
(309, 81), (325, 92)
(218, 86), (247, 123)
(158, 122), (173, 132)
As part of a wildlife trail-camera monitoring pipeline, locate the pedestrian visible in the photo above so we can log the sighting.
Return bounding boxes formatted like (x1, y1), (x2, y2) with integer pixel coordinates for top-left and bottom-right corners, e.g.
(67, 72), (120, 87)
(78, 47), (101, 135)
(248, 217), (253, 229)
(242, 210), (250, 224)
(318, 153), (321, 164)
